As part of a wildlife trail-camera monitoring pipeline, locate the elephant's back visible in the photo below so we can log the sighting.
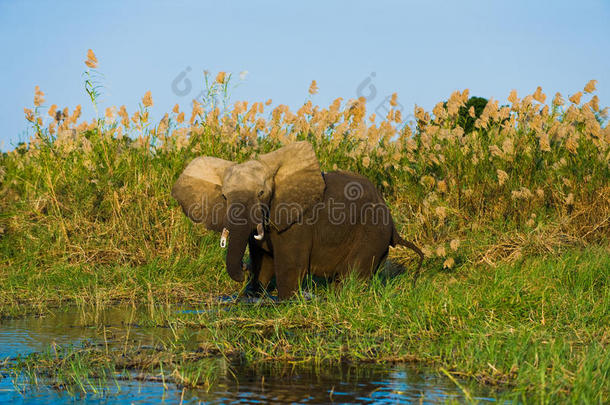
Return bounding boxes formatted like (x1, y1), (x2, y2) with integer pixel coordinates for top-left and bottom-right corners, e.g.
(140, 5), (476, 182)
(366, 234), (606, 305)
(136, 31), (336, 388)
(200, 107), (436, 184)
(309, 171), (393, 278)
(321, 171), (385, 204)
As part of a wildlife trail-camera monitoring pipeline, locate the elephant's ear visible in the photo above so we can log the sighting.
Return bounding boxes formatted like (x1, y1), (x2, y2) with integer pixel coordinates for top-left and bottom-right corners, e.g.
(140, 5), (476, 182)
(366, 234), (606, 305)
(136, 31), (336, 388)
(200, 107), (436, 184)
(171, 156), (236, 232)
(258, 141), (325, 232)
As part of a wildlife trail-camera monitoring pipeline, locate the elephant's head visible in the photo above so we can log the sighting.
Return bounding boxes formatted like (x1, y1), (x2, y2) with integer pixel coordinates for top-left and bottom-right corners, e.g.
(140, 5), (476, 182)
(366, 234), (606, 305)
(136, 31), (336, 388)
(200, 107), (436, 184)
(171, 141), (325, 282)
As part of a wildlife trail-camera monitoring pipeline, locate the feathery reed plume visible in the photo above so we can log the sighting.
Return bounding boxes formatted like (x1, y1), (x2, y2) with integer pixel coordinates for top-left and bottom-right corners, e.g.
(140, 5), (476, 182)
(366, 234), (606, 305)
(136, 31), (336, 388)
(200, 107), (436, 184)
(589, 95), (599, 112)
(34, 86), (45, 107)
(118, 105), (129, 127)
(309, 80), (319, 95)
(390, 93), (398, 107)
(569, 92), (582, 104)
(497, 169), (508, 186)
(105, 106), (115, 120)
(85, 49), (98, 69)
(450, 239), (460, 251)
(552, 92), (564, 107)
(533, 86), (546, 104)
(215, 72), (226, 84)
(508, 89), (518, 104)
(23, 108), (35, 122)
(142, 91), (153, 108)
(584, 79), (597, 94)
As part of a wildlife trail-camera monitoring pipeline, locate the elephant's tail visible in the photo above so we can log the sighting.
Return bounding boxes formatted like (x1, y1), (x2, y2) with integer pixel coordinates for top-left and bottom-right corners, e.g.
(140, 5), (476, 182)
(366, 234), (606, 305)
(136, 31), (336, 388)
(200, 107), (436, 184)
(391, 226), (424, 285)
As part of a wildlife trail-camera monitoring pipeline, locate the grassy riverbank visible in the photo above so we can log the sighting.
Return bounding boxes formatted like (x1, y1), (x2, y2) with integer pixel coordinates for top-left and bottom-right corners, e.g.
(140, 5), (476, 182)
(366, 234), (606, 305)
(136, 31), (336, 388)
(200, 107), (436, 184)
(1, 55), (609, 402)
(4, 246), (609, 402)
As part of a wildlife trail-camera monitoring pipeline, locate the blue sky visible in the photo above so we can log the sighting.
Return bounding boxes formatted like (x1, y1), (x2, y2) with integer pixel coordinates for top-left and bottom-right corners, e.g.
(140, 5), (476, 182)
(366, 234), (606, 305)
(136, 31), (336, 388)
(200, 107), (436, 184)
(1, 0), (608, 150)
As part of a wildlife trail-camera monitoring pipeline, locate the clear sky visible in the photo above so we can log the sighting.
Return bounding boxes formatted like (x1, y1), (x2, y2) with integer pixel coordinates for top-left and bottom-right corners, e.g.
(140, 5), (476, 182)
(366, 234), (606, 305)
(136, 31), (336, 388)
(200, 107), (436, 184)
(1, 0), (608, 150)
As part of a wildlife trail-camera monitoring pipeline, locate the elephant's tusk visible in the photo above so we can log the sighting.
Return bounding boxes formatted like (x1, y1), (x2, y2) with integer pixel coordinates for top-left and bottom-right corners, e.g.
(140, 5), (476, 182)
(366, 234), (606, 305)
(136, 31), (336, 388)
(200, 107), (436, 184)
(220, 228), (229, 248)
(254, 223), (264, 240)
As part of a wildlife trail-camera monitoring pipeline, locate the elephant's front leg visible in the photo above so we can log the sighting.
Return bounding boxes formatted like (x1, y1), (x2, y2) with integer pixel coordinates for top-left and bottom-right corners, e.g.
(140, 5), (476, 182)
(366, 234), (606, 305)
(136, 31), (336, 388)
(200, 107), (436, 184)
(257, 254), (275, 290)
(272, 224), (313, 300)
(244, 239), (274, 297)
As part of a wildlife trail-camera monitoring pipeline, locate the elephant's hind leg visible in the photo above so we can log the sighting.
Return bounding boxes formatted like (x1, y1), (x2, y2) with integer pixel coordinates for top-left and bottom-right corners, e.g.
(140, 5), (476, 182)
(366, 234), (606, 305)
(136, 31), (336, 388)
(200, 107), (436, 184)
(345, 235), (391, 279)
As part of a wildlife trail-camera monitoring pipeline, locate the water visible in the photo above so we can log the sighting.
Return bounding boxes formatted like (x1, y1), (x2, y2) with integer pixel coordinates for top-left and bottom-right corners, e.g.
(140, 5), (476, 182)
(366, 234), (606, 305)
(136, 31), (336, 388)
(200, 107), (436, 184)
(0, 308), (499, 404)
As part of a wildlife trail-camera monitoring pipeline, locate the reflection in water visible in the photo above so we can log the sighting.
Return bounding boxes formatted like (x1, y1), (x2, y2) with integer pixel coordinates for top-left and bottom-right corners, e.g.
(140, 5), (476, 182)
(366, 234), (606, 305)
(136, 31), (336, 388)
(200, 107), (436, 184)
(0, 307), (499, 404)
(193, 364), (496, 404)
(0, 306), (179, 359)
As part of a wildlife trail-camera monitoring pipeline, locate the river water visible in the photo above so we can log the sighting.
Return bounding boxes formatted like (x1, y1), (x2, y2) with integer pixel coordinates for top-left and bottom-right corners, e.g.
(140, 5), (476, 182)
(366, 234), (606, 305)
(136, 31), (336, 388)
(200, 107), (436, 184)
(0, 307), (499, 404)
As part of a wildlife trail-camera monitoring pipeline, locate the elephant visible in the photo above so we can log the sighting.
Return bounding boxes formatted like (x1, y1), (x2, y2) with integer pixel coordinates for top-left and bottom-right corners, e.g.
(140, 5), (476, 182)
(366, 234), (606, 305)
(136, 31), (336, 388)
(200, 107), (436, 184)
(171, 141), (423, 299)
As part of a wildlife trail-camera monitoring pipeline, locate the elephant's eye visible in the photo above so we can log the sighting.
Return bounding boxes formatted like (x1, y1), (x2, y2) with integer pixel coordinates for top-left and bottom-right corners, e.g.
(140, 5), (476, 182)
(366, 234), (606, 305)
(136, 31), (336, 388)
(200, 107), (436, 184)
(221, 194), (227, 200)
(258, 190), (264, 197)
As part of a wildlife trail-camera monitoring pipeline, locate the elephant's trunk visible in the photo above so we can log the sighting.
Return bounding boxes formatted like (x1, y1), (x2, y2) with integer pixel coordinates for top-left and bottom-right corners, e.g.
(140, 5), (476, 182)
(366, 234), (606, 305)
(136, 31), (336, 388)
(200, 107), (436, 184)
(225, 224), (249, 282)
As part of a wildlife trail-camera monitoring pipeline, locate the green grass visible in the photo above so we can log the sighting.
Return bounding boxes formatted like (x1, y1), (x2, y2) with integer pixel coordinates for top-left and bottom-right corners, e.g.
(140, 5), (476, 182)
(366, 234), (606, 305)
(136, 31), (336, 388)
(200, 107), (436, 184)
(3, 246), (609, 403)
(0, 232), (228, 317)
